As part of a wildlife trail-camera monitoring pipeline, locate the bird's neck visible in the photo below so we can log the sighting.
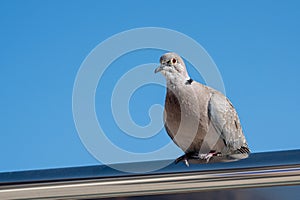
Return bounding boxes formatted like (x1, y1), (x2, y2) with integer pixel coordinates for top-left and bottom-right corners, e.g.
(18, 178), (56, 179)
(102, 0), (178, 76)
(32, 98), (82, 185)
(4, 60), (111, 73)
(166, 75), (191, 88)
(166, 75), (193, 97)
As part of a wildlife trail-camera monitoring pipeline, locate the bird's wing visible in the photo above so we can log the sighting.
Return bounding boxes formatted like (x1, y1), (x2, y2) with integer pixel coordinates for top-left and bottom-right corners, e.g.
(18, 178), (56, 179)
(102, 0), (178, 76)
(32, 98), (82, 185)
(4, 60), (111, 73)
(208, 92), (249, 153)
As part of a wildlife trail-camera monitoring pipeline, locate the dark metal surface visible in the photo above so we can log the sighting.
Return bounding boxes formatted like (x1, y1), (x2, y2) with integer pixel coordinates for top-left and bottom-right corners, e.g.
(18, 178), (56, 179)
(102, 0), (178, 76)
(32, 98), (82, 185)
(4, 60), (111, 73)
(0, 150), (300, 199)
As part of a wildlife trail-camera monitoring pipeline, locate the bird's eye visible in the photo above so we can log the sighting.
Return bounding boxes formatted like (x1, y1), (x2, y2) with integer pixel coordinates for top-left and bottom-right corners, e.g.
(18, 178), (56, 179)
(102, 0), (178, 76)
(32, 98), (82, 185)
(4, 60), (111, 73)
(172, 58), (177, 64)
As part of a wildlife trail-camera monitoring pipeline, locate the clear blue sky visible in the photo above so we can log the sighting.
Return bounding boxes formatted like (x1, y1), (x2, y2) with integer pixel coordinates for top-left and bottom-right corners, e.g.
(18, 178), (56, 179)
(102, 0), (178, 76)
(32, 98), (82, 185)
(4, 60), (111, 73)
(1, 0), (300, 172)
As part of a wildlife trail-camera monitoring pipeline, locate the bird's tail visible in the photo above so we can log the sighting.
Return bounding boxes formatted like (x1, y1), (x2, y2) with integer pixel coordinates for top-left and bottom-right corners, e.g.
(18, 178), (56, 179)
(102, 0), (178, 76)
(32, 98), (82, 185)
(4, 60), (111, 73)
(238, 146), (250, 154)
(226, 146), (250, 161)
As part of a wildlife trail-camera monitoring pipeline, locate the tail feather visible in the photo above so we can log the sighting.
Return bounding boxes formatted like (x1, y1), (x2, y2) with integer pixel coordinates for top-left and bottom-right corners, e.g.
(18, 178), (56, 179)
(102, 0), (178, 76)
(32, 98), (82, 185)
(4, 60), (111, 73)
(238, 146), (250, 154)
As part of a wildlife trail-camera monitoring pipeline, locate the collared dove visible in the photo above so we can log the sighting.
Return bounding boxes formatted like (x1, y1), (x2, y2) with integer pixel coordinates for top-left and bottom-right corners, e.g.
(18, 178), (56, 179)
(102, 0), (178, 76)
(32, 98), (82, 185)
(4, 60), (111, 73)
(155, 52), (250, 166)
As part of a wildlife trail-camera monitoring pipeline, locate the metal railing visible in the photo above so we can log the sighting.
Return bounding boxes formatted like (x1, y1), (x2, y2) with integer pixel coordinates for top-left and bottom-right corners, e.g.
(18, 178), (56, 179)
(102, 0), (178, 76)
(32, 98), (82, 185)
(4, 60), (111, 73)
(0, 150), (300, 199)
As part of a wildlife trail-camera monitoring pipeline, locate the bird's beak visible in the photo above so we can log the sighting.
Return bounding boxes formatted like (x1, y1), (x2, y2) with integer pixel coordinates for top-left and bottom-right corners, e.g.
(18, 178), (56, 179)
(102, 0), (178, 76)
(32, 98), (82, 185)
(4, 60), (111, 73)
(154, 65), (164, 73)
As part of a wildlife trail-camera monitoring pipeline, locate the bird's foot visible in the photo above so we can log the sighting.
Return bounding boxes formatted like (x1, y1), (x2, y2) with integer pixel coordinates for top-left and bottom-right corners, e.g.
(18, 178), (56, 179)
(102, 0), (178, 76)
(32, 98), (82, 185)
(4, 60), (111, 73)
(199, 151), (221, 163)
(175, 154), (190, 167)
(175, 153), (198, 167)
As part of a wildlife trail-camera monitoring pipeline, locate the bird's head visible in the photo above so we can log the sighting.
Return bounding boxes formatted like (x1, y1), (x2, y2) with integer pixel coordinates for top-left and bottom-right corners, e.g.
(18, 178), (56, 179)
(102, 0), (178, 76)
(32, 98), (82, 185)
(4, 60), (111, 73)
(155, 52), (189, 81)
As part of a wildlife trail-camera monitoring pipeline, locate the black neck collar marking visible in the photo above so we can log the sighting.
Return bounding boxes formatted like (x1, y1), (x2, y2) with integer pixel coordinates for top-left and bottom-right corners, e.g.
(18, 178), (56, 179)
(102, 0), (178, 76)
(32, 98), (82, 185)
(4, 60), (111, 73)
(185, 78), (193, 85)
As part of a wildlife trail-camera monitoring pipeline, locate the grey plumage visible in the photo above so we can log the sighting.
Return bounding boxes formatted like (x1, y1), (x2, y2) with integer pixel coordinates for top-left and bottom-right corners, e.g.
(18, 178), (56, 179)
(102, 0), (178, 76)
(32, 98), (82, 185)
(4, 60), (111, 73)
(155, 52), (249, 165)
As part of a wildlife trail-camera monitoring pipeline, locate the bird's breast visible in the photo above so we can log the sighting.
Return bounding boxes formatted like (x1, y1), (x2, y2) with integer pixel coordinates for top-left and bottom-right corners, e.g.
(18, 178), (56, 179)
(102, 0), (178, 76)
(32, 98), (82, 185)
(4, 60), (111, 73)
(164, 87), (211, 152)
